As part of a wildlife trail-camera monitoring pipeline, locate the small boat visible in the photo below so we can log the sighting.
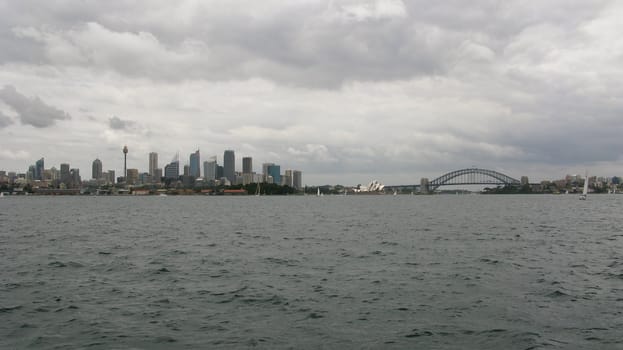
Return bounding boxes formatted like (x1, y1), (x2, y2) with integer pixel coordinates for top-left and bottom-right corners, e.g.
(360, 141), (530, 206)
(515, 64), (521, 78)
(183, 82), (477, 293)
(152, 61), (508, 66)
(579, 172), (588, 200)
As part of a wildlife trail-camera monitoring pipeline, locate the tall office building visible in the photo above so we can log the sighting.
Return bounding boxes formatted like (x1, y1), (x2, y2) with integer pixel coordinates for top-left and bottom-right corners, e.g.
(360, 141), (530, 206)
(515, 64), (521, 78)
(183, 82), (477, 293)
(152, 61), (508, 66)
(223, 150), (235, 183)
(35, 158), (44, 180)
(242, 157), (252, 174)
(70, 168), (81, 188)
(283, 169), (293, 187)
(92, 158), (103, 180)
(164, 154), (180, 179)
(126, 168), (139, 185)
(164, 160), (180, 179)
(60, 163), (70, 187)
(267, 164), (281, 185)
(203, 156), (217, 180)
(149, 152), (158, 177)
(189, 150), (200, 178)
(262, 163), (274, 182)
(293, 170), (302, 190)
(107, 170), (115, 184)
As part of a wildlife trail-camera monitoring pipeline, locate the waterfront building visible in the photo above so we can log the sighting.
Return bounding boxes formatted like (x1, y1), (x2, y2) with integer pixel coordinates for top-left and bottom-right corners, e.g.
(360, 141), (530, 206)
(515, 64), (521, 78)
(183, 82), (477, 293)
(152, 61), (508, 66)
(242, 157), (252, 174)
(216, 165), (224, 179)
(105, 170), (115, 184)
(293, 170), (302, 190)
(27, 165), (35, 181)
(60, 163), (70, 187)
(267, 164), (281, 185)
(420, 178), (429, 194)
(203, 156), (217, 180)
(223, 150), (235, 183)
(149, 152), (158, 177)
(262, 163), (274, 182)
(70, 168), (81, 188)
(164, 160), (179, 179)
(189, 149), (200, 178)
(521, 176), (529, 186)
(126, 168), (139, 185)
(92, 158), (103, 180)
(283, 169), (293, 187)
(35, 158), (44, 180)
(153, 168), (162, 183)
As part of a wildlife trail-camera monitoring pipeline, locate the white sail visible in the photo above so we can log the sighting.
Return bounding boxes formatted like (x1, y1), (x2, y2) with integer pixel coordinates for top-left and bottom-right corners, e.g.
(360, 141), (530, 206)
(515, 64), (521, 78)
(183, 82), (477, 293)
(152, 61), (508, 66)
(580, 172), (588, 200)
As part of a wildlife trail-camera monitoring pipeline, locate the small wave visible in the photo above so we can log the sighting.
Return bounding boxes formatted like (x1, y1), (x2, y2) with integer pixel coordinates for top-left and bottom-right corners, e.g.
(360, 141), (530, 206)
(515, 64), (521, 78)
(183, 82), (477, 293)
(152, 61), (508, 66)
(48, 261), (84, 268)
(0, 305), (22, 313)
(546, 290), (571, 298)
(405, 329), (433, 338)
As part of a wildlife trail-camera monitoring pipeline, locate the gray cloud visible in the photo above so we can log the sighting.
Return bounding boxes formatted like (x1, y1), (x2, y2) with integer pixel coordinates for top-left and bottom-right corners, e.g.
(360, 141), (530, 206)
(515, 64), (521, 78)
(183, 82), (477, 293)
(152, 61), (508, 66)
(0, 111), (13, 128)
(0, 85), (70, 128)
(108, 116), (135, 130)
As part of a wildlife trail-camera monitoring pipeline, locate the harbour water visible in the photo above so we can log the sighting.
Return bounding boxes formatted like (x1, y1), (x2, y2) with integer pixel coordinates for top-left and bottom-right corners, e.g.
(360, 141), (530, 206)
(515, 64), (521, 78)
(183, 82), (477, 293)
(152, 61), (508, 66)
(1, 195), (622, 349)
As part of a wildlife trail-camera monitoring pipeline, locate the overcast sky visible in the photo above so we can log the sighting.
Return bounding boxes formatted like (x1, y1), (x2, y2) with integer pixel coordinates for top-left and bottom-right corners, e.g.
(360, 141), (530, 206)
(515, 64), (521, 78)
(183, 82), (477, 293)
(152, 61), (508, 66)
(1, 0), (622, 185)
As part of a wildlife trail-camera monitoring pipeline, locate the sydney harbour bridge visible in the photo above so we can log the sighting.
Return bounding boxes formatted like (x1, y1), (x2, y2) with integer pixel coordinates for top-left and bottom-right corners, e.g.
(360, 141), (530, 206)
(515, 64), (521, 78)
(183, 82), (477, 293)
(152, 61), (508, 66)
(386, 167), (523, 193)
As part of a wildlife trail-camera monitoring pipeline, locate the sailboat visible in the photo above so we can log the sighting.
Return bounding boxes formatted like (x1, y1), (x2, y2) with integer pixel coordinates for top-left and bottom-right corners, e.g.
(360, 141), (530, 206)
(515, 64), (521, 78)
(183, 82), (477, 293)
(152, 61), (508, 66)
(255, 183), (261, 196)
(579, 173), (589, 200)
(317, 188), (321, 197)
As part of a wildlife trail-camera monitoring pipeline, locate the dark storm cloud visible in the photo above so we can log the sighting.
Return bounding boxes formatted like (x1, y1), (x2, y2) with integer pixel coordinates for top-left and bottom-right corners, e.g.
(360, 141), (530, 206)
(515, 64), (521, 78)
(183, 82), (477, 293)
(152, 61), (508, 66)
(108, 116), (134, 130)
(0, 85), (70, 128)
(0, 111), (13, 128)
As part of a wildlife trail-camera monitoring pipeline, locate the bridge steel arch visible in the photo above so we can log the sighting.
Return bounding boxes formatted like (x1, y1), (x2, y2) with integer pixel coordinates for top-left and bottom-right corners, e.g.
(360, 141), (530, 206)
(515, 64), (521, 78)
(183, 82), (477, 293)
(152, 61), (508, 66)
(428, 168), (520, 191)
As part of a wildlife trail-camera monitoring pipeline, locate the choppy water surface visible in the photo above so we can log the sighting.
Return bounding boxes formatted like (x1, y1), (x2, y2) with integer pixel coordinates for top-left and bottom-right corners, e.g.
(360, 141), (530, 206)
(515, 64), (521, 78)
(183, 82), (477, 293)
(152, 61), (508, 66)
(1, 195), (622, 349)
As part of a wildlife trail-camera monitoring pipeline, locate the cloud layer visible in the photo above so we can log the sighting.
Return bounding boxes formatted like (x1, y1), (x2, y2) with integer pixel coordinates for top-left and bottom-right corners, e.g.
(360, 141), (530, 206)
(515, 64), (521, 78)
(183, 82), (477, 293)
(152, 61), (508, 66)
(0, 0), (622, 184)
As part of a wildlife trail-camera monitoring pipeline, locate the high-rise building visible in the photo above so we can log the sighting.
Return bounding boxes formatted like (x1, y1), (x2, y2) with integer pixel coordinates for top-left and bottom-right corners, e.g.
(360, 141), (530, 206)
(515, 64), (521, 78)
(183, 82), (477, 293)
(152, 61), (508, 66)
(70, 168), (81, 188)
(164, 159), (180, 179)
(107, 170), (115, 184)
(149, 152), (158, 177)
(203, 157), (217, 180)
(283, 169), (293, 187)
(242, 157), (252, 174)
(223, 150), (235, 183)
(35, 158), (44, 180)
(262, 163), (274, 182)
(183, 164), (190, 176)
(293, 170), (302, 190)
(92, 158), (103, 180)
(26, 165), (35, 181)
(60, 163), (70, 187)
(189, 150), (200, 178)
(267, 164), (281, 185)
(153, 168), (162, 183)
(126, 168), (139, 185)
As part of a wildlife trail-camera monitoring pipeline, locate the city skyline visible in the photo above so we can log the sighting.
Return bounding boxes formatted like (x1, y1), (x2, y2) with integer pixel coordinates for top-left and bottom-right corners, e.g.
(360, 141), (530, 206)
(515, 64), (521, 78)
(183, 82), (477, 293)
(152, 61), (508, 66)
(1, 1), (622, 184)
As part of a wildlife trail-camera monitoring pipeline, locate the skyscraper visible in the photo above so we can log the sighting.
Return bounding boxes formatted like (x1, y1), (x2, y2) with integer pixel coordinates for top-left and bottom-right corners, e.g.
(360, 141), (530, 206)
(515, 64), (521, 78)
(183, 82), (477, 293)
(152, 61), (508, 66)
(149, 152), (158, 177)
(267, 164), (281, 185)
(189, 149), (200, 178)
(60, 163), (70, 187)
(242, 157), (252, 174)
(262, 163), (274, 182)
(283, 169), (293, 187)
(223, 150), (235, 183)
(164, 154), (180, 179)
(203, 156), (217, 180)
(92, 158), (103, 180)
(293, 170), (302, 190)
(35, 158), (44, 180)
